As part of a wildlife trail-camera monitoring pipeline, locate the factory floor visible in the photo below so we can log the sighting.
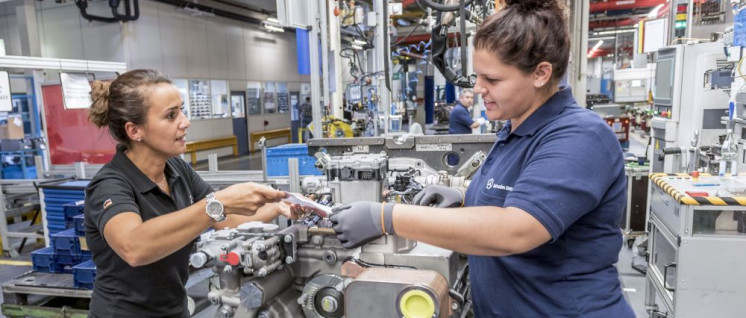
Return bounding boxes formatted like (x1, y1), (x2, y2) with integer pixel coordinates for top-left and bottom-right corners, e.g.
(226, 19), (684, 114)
(0, 129), (654, 317)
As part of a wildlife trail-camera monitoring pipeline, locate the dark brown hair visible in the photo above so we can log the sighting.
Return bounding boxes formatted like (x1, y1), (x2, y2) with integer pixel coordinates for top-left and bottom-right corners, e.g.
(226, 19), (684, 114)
(474, 0), (569, 85)
(88, 69), (172, 146)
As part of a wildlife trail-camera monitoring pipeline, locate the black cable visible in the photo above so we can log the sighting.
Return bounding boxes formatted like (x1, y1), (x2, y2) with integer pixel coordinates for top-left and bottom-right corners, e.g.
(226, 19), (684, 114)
(383, 1), (392, 92)
(459, 0), (467, 78)
(416, 0), (475, 12)
(392, 15), (426, 46)
(342, 256), (417, 269)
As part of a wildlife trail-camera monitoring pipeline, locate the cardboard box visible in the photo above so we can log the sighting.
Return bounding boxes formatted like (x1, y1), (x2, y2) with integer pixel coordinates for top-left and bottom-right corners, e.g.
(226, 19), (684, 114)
(0, 115), (25, 140)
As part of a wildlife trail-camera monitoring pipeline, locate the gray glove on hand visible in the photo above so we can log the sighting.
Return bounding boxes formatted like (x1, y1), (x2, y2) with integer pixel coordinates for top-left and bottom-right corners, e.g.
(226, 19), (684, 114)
(330, 202), (395, 249)
(412, 185), (464, 208)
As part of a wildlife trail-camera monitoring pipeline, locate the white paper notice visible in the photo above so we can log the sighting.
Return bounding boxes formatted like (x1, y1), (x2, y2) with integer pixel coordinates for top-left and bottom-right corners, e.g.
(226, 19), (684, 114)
(60, 73), (92, 109)
(0, 71), (11, 112)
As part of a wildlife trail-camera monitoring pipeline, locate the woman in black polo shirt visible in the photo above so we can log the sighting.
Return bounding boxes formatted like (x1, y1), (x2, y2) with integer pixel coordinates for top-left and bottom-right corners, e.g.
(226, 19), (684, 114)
(84, 69), (293, 317)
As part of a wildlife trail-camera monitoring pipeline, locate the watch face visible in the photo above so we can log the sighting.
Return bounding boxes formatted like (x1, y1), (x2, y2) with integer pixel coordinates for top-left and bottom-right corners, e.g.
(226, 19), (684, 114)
(206, 200), (223, 217)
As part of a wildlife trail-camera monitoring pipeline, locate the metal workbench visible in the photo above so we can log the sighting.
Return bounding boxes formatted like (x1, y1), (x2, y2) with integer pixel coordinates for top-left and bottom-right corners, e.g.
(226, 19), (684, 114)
(645, 173), (746, 317)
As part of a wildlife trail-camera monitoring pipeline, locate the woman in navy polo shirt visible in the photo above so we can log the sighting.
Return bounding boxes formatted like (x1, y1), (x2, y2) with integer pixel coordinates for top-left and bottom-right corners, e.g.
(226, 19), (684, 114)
(330, 1), (635, 317)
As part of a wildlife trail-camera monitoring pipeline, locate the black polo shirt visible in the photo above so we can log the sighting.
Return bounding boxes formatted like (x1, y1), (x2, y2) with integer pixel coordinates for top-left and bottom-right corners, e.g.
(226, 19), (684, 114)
(84, 144), (212, 317)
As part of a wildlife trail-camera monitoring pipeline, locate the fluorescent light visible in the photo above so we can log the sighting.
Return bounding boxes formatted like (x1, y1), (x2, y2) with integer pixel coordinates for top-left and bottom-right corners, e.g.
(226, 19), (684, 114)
(592, 29), (635, 36)
(267, 17), (279, 24)
(592, 40), (604, 51)
(648, 4), (664, 18)
(264, 25), (284, 32)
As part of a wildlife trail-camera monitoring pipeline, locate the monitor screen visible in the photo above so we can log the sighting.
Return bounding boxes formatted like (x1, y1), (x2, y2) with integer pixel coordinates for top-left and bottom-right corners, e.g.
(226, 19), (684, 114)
(654, 57), (674, 103)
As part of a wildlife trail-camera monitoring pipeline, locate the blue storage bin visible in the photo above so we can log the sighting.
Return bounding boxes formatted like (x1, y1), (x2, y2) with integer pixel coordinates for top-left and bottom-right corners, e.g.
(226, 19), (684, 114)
(73, 214), (85, 236)
(31, 247), (58, 273)
(56, 251), (80, 273)
(51, 228), (81, 256)
(265, 144), (322, 176)
(1, 165), (37, 179)
(80, 250), (92, 262)
(72, 260), (96, 289)
(63, 201), (85, 222)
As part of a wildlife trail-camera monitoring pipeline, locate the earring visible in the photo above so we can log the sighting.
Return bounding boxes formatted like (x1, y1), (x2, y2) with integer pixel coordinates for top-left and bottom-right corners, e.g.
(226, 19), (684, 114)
(137, 138), (142, 142)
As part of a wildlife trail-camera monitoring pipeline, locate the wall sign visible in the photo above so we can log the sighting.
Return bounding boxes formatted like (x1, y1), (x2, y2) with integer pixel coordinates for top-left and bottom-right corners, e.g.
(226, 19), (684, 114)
(60, 72), (92, 109)
(0, 71), (11, 112)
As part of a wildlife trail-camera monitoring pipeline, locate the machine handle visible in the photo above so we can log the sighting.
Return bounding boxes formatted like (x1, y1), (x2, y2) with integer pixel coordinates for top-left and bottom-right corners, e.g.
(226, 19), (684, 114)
(662, 147), (682, 155)
(663, 262), (677, 292)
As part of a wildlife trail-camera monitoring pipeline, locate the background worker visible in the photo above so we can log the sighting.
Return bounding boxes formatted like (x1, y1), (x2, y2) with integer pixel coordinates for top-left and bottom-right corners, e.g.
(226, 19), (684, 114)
(448, 88), (482, 134)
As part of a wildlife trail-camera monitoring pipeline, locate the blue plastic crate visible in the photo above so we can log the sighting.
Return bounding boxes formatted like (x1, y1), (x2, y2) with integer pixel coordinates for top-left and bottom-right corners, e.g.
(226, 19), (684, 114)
(56, 251), (81, 273)
(72, 260), (96, 289)
(51, 228), (81, 256)
(1, 165), (37, 179)
(266, 144), (322, 177)
(73, 214), (85, 236)
(31, 247), (59, 273)
(63, 201), (85, 220)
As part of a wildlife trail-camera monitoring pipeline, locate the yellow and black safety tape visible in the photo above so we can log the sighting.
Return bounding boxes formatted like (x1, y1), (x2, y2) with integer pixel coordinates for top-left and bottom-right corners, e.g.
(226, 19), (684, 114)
(649, 173), (746, 206)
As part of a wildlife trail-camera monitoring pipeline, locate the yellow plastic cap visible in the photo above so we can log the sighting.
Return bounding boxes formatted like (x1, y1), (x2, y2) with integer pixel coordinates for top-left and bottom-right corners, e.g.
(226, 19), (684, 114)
(399, 289), (436, 318)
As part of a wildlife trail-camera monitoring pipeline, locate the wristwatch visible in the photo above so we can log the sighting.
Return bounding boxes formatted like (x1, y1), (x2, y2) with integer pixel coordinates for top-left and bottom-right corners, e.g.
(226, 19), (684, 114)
(205, 192), (226, 222)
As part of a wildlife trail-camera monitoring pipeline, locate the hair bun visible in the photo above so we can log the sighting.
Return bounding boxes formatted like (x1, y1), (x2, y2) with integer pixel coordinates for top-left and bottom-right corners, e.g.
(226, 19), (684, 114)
(504, 0), (558, 11)
(88, 80), (112, 128)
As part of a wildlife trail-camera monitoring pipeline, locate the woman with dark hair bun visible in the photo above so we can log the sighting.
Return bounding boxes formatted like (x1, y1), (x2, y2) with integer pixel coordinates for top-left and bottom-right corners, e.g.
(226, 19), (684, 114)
(330, 1), (635, 316)
(84, 69), (302, 317)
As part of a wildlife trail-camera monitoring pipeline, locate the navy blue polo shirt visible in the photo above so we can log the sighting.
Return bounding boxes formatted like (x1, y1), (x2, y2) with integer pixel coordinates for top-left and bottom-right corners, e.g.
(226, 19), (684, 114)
(449, 103), (474, 134)
(463, 88), (634, 317)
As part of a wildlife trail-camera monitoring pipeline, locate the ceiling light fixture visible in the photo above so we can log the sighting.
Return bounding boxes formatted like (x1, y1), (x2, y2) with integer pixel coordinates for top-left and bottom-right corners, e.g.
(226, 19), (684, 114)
(263, 24), (285, 32)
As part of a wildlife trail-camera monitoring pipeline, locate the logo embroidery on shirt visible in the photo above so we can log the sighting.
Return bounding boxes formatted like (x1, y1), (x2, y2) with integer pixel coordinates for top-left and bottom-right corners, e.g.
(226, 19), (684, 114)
(486, 178), (494, 189)
(103, 199), (113, 209)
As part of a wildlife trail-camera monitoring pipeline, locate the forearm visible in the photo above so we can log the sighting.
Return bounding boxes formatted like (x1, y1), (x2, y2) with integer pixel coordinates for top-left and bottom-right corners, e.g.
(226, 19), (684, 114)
(392, 204), (549, 256)
(470, 121), (480, 128)
(115, 200), (213, 266)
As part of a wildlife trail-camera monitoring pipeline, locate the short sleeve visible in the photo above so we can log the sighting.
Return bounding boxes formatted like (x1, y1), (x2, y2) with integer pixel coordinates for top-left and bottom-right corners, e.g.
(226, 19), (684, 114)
(504, 123), (623, 241)
(85, 175), (140, 233)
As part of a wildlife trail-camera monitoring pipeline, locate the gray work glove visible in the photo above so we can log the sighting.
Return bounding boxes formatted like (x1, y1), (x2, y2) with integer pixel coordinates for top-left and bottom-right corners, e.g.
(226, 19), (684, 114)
(412, 185), (464, 208)
(330, 202), (395, 249)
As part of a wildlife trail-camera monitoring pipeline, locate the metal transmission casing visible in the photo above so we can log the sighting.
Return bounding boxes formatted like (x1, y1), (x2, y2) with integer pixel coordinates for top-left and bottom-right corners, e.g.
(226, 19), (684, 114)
(194, 222), (465, 318)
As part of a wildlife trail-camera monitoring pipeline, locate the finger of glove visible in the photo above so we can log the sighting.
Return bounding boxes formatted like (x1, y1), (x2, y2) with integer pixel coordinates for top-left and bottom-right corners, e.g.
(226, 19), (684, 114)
(418, 191), (440, 206)
(332, 205), (352, 213)
(412, 190), (426, 205)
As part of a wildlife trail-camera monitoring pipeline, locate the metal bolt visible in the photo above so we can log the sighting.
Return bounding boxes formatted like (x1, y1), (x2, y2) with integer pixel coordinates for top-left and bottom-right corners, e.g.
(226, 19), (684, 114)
(320, 295), (339, 313)
(323, 250), (337, 264)
(472, 160), (480, 167)
(312, 235), (324, 246)
(452, 302), (459, 310)
(284, 235), (293, 243)
(257, 268), (268, 277)
(285, 256), (295, 264)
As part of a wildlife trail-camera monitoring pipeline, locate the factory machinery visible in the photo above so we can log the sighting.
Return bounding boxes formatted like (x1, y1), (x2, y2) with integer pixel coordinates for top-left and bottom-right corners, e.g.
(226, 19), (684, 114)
(194, 135), (495, 318)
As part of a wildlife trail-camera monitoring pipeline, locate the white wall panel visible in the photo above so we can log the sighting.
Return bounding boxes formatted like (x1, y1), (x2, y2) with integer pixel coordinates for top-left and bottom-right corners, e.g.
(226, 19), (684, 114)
(39, 5), (84, 59)
(205, 18), (228, 79)
(6, 11), (20, 56)
(225, 24), (246, 80)
(184, 16), (209, 78)
(122, 1), (162, 71)
(243, 28), (262, 80)
(156, 2), (188, 78)
(79, 1), (124, 62)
